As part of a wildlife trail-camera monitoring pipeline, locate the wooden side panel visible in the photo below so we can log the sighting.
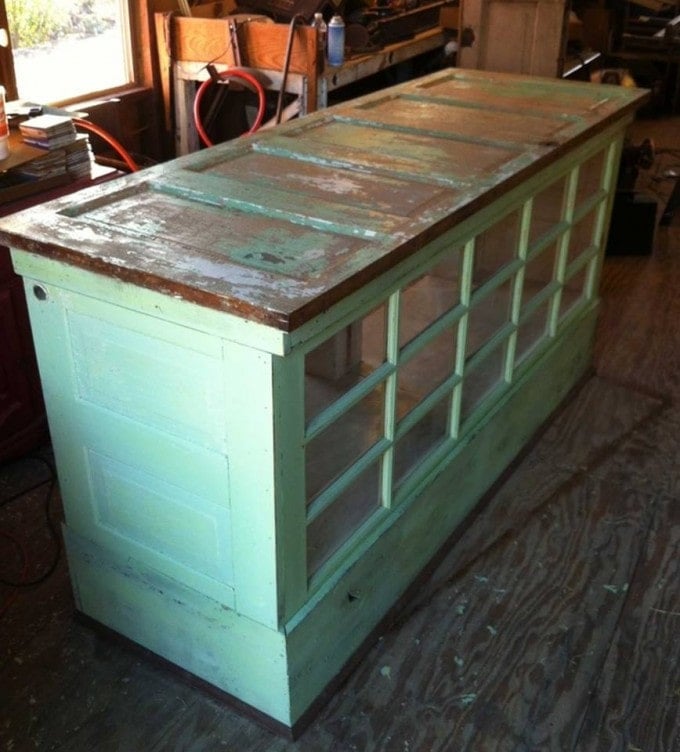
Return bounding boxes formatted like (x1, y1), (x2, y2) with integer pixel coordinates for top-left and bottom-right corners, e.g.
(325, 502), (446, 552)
(459, 0), (569, 77)
(22, 281), (238, 608)
(65, 529), (294, 726)
(171, 15), (239, 65)
(171, 16), (317, 78)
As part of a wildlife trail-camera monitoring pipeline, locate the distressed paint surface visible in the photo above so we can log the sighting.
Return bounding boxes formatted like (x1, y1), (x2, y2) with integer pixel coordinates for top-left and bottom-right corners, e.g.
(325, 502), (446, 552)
(3, 71), (649, 731)
(0, 70), (647, 331)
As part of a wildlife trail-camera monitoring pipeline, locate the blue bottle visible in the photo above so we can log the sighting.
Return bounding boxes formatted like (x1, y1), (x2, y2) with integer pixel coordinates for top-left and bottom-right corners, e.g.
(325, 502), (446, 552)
(327, 15), (345, 67)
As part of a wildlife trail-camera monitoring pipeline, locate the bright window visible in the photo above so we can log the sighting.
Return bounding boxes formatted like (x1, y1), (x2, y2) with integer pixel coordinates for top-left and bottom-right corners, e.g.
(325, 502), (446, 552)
(6, 0), (132, 103)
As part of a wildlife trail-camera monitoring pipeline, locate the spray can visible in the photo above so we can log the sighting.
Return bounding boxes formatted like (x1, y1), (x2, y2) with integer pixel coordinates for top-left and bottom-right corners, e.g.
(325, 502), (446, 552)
(0, 86), (9, 160)
(327, 15), (345, 67)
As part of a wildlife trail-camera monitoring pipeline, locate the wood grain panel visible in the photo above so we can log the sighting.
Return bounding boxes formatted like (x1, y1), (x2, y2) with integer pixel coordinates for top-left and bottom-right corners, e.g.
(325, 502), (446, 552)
(575, 491), (680, 752)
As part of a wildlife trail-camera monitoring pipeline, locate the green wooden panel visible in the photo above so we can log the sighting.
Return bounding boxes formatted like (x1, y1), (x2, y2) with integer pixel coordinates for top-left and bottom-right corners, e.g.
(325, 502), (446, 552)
(23, 281), (237, 605)
(12, 251), (290, 354)
(66, 529), (293, 726)
(286, 305), (599, 723)
(221, 340), (280, 629)
(260, 120), (525, 185)
(67, 306), (227, 449)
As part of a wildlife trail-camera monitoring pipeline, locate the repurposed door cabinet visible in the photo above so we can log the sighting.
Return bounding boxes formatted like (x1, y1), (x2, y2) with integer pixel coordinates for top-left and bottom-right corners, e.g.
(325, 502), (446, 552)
(0, 70), (647, 733)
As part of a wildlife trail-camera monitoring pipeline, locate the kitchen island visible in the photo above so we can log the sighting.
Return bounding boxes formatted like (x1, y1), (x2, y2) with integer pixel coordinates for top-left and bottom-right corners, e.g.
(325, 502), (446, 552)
(0, 69), (647, 734)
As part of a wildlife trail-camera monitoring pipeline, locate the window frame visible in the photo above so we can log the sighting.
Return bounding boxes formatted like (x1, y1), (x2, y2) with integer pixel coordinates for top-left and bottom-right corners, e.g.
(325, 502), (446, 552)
(0, 0), (157, 106)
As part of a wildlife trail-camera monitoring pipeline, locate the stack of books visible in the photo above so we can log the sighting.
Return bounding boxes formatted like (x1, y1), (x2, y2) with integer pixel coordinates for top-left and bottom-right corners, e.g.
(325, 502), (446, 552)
(16, 115), (93, 182)
(19, 113), (78, 149)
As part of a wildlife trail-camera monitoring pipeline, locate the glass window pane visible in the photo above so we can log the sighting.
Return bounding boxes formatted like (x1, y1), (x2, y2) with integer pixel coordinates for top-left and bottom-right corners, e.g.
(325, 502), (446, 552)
(8, 0), (130, 102)
(305, 302), (386, 421)
(522, 242), (558, 308)
(307, 462), (381, 575)
(567, 207), (598, 267)
(575, 149), (606, 208)
(516, 299), (551, 364)
(466, 279), (513, 359)
(472, 209), (520, 290)
(397, 327), (457, 420)
(393, 396), (450, 487)
(399, 249), (462, 348)
(306, 386), (385, 502)
(559, 265), (590, 321)
(460, 345), (506, 424)
(529, 177), (567, 246)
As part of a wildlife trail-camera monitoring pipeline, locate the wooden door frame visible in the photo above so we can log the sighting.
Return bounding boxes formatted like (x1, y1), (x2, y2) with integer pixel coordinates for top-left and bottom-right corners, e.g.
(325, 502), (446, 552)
(0, 2), (18, 100)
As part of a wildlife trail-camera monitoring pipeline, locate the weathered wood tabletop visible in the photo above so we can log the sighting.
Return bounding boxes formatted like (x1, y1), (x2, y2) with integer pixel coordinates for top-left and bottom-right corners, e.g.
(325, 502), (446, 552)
(0, 69), (648, 331)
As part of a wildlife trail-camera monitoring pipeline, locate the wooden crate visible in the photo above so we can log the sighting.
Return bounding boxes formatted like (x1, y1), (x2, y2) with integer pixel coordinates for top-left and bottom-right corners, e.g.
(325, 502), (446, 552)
(154, 1), (318, 140)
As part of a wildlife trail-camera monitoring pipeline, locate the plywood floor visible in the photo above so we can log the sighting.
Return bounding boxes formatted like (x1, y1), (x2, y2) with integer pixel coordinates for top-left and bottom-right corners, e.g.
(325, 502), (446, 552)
(2, 115), (680, 752)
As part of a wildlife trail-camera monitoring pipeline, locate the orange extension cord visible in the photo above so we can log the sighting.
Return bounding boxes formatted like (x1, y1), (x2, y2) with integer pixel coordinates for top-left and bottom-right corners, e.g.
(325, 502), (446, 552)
(72, 117), (140, 172)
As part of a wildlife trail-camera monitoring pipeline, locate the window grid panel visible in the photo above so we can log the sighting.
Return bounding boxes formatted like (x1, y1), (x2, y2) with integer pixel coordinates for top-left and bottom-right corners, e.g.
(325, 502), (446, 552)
(505, 198), (533, 383)
(307, 461), (385, 578)
(306, 437), (391, 524)
(304, 143), (617, 583)
(549, 166), (580, 337)
(396, 325), (459, 421)
(305, 383), (387, 503)
(381, 291), (401, 510)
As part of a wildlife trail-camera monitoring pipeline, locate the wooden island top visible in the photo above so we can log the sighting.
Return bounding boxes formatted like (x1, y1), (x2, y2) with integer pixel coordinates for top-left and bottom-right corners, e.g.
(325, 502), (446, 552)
(0, 69), (648, 332)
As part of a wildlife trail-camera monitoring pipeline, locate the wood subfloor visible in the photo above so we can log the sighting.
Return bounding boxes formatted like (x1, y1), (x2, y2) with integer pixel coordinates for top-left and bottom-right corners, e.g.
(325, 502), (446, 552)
(2, 115), (680, 752)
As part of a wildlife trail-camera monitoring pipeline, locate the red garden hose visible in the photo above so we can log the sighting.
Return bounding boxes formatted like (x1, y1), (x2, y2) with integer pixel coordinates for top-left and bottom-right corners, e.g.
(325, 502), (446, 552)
(193, 68), (266, 147)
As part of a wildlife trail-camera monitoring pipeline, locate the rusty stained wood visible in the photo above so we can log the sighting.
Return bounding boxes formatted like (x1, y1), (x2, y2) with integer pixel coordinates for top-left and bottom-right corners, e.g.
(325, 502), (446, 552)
(0, 70), (648, 332)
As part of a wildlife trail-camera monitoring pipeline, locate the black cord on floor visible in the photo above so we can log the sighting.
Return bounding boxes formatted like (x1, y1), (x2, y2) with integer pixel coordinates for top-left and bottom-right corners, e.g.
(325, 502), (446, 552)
(0, 454), (62, 589)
